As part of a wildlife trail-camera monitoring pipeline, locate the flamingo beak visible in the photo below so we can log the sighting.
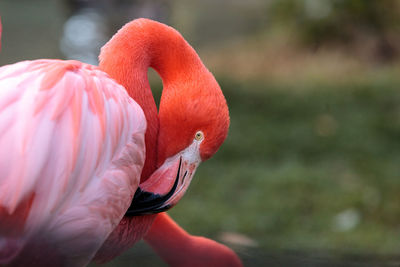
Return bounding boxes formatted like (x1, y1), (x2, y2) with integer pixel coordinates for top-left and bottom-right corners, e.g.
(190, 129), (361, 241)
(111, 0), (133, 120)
(125, 152), (200, 216)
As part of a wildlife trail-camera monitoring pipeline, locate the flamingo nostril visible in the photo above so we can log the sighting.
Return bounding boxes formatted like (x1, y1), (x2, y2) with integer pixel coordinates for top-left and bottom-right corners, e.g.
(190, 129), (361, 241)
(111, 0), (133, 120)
(182, 171), (188, 184)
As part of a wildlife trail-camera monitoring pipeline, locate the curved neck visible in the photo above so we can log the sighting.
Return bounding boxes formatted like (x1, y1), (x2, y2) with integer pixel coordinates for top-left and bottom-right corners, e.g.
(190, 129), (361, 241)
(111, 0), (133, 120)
(99, 19), (204, 181)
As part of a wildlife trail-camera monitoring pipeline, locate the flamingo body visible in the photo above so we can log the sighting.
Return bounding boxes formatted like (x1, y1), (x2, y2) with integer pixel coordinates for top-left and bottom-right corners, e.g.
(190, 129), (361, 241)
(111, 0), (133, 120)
(0, 18), (242, 267)
(0, 59), (146, 266)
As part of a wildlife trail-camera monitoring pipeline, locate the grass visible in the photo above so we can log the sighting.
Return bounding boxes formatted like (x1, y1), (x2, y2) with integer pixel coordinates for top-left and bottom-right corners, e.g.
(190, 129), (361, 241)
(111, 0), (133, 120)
(160, 77), (400, 265)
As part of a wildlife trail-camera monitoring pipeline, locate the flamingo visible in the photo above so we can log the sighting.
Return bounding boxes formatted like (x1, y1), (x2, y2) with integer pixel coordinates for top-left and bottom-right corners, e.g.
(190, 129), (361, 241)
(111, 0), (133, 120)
(0, 18), (242, 266)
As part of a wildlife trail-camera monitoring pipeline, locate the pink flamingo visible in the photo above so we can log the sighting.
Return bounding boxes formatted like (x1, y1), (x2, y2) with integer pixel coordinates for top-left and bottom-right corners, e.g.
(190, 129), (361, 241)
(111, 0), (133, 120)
(0, 18), (242, 266)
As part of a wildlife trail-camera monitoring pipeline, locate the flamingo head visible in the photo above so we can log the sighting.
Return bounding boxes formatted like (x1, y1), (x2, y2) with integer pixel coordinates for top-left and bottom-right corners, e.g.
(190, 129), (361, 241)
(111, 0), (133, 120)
(157, 69), (230, 163)
(126, 67), (229, 216)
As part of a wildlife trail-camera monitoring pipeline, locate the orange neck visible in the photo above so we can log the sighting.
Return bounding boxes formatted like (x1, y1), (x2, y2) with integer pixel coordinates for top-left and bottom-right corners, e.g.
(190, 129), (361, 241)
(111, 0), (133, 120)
(99, 19), (204, 181)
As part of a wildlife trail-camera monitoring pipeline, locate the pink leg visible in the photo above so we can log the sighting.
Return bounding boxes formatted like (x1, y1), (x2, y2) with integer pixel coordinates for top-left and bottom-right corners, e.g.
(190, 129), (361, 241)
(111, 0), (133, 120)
(144, 213), (243, 267)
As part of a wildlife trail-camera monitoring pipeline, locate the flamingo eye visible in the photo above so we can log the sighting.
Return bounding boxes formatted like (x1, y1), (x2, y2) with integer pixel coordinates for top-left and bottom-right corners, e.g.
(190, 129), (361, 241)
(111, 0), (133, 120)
(194, 131), (204, 141)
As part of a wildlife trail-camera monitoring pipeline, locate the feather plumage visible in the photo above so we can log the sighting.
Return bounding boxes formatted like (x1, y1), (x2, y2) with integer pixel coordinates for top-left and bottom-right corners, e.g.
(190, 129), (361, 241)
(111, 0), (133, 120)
(0, 59), (146, 266)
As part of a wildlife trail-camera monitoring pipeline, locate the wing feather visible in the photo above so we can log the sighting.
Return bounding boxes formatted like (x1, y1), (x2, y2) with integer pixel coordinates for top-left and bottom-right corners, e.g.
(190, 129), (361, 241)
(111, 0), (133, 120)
(0, 60), (146, 265)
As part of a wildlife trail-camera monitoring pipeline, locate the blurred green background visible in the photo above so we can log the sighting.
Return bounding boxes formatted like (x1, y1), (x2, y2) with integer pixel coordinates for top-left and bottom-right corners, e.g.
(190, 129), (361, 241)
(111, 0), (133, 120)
(2, 0), (400, 266)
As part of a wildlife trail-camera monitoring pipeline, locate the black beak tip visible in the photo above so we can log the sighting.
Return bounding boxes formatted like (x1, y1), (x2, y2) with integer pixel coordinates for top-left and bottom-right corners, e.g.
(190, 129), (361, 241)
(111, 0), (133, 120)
(124, 188), (173, 216)
(124, 158), (182, 217)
